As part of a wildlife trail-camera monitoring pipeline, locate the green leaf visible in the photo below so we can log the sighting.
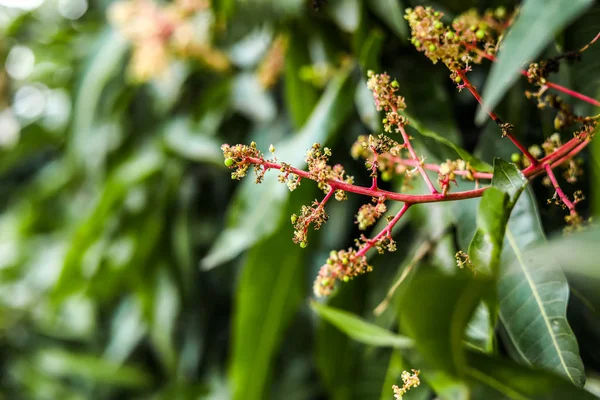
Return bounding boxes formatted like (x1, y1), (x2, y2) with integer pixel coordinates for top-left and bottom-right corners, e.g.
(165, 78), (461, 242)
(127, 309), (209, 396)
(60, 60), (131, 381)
(468, 159), (526, 275)
(230, 197), (307, 400)
(69, 29), (129, 172)
(315, 281), (366, 400)
(466, 351), (595, 399)
(398, 268), (492, 377)
(284, 24), (320, 129)
(311, 302), (413, 348)
(162, 117), (224, 165)
(53, 146), (164, 298)
(328, 0), (361, 33)
(478, 0), (594, 123)
(365, 0), (408, 39)
(465, 302), (493, 353)
(35, 348), (151, 388)
(525, 226), (600, 308)
(202, 65), (354, 270)
(498, 188), (585, 387)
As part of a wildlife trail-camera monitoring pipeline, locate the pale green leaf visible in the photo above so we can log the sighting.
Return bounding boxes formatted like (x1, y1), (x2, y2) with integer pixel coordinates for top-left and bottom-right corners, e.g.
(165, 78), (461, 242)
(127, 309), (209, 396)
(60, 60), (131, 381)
(311, 302), (413, 348)
(498, 189), (585, 387)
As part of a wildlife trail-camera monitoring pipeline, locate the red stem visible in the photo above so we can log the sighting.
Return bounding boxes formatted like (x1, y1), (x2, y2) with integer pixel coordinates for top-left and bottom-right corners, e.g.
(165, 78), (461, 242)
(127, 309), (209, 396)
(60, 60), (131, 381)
(394, 116), (439, 194)
(355, 203), (410, 258)
(455, 69), (539, 166)
(243, 134), (586, 205)
(544, 163), (577, 215)
(383, 155), (494, 180)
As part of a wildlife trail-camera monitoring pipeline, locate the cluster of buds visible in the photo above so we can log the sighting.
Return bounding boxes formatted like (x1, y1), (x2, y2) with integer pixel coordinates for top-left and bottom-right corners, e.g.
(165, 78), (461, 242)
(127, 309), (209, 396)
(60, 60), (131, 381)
(404, 6), (510, 68)
(438, 158), (475, 189)
(313, 249), (372, 296)
(108, 0), (229, 82)
(392, 369), (421, 400)
(305, 143), (354, 195)
(367, 72), (408, 127)
(351, 134), (407, 180)
(356, 197), (387, 230)
(455, 250), (474, 272)
(221, 142), (264, 181)
(541, 133), (563, 156)
(291, 199), (329, 248)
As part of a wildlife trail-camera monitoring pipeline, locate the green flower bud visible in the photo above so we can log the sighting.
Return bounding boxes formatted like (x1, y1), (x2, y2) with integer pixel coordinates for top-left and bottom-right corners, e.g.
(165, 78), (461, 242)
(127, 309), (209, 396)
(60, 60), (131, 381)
(476, 29), (486, 40)
(381, 171), (392, 182)
(367, 70), (374, 77)
(454, 76), (462, 83)
(446, 31), (455, 40)
(269, 144), (275, 153)
(511, 153), (521, 163)
(300, 241), (307, 248)
(495, 7), (506, 18)
(343, 276), (350, 282)
(321, 278), (330, 286)
(434, 21), (443, 30)
(224, 158), (235, 167)
(414, 40), (421, 48)
(391, 80), (399, 88)
(428, 44), (437, 52)
(291, 214), (298, 224)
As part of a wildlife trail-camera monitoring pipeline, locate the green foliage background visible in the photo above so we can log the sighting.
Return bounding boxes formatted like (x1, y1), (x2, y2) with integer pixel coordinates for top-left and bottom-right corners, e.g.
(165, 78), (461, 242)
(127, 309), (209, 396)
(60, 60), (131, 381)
(1, 0), (600, 399)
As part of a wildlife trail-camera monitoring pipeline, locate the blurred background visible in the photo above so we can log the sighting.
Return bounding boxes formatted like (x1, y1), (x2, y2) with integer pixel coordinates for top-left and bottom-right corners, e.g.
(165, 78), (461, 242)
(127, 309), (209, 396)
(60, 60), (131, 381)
(0, 0), (599, 399)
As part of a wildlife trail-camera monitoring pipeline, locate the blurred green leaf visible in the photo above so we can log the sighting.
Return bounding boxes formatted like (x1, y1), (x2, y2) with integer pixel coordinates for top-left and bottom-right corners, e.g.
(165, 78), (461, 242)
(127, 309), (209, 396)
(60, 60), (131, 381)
(465, 302), (493, 353)
(284, 24), (320, 129)
(311, 302), (413, 348)
(469, 159), (526, 276)
(398, 268), (492, 377)
(69, 29), (129, 172)
(315, 282), (366, 400)
(498, 189), (585, 387)
(53, 146), (164, 298)
(365, 0), (408, 39)
(466, 351), (595, 399)
(230, 202), (306, 400)
(149, 267), (180, 375)
(478, 0), (593, 123)
(35, 348), (151, 388)
(162, 117), (224, 165)
(328, 0), (361, 33)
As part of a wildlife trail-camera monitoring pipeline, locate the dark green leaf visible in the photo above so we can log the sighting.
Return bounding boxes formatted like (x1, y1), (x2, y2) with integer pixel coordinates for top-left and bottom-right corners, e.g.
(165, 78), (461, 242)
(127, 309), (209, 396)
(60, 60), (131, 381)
(230, 199), (307, 400)
(365, 0), (408, 39)
(398, 268), (492, 377)
(284, 24), (320, 129)
(467, 351), (595, 399)
(478, 0), (594, 123)
(311, 302), (413, 348)
(35, 348), (151, 388)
